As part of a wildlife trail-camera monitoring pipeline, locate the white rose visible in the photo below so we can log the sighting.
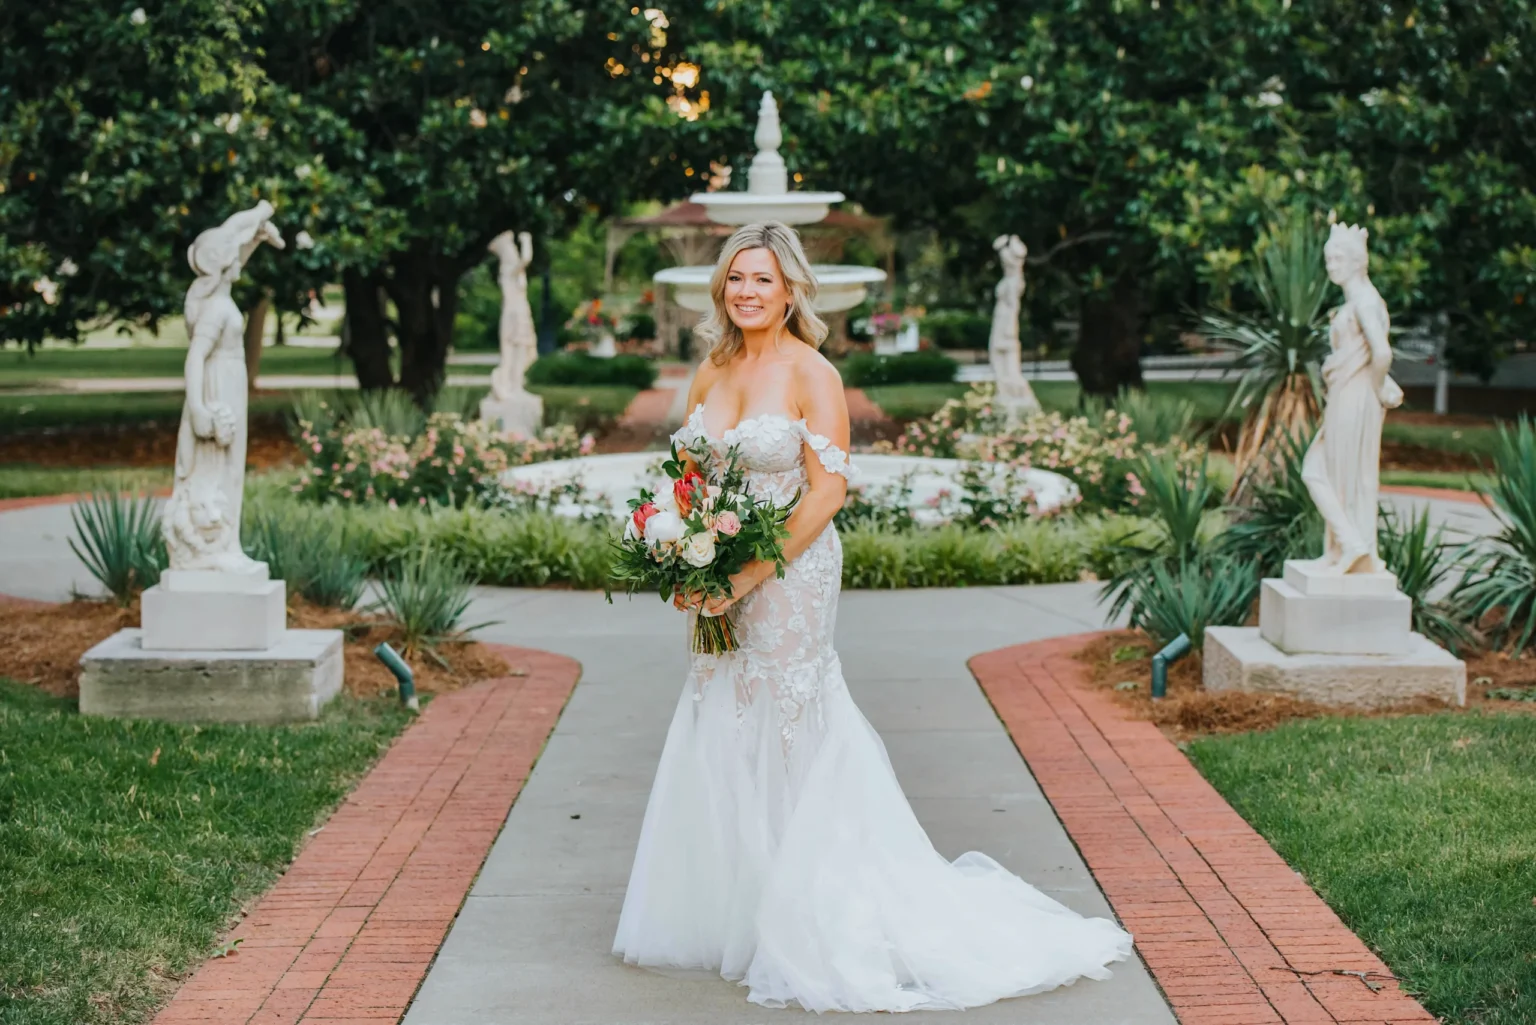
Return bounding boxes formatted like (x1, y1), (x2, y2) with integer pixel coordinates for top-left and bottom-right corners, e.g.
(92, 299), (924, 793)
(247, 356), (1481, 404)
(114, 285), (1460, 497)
(643, 509), (683, 546)
(680, 531), (717, 568)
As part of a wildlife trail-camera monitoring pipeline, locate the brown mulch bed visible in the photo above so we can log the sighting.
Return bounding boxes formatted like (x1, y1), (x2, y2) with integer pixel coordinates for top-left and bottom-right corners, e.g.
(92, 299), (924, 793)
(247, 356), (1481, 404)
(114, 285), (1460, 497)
(0, 417), (298, 470)
(0, 595), (518, 701)
(1077, 630), (1536, 741)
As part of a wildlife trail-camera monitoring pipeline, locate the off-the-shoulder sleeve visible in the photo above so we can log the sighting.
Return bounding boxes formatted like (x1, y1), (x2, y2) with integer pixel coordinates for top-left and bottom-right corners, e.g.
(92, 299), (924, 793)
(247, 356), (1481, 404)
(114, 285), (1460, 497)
(797, 422), (858, 480)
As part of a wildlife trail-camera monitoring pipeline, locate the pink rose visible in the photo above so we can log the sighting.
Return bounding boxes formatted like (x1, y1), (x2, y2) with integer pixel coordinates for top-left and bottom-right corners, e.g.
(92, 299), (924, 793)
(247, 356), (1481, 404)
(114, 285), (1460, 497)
(714, 511), (741, 536)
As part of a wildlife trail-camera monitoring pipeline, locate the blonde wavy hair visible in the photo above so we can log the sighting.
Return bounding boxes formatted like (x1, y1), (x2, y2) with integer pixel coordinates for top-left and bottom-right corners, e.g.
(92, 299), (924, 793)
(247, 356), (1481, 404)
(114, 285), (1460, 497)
(697, 222), (827, 364)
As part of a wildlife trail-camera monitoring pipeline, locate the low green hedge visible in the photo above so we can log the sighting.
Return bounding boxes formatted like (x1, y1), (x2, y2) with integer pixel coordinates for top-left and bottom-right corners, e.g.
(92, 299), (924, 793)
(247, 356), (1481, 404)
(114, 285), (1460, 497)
(841, 351), (959, 387)
(526, 352), (657, 389)
(920, 309), (991, 350)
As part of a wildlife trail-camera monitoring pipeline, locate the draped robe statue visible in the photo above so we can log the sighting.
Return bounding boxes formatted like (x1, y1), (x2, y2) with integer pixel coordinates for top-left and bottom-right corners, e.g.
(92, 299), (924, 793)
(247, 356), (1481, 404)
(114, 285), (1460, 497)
(488, 230), (537, 401)
(988, 235), (1042, 417)
(1301, 223), (1403, 575)
(164, 201), (284, 574)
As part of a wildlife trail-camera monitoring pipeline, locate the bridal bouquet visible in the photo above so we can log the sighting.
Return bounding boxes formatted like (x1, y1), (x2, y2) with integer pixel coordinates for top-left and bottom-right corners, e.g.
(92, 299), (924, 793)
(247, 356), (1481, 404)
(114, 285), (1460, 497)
(609, 442), (795, 654)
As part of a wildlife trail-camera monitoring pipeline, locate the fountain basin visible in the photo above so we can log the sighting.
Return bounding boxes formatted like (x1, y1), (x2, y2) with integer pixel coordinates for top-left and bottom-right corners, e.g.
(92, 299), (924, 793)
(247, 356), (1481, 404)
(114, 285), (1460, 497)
(503, 452), (1079, 526)
(655, 264), (887, 315)
(691, 190), (845, 226)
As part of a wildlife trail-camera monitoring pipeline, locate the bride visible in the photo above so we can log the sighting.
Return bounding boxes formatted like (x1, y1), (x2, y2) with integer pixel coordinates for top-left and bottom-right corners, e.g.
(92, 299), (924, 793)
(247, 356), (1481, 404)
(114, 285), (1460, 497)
(612, 222), (1133, 1013)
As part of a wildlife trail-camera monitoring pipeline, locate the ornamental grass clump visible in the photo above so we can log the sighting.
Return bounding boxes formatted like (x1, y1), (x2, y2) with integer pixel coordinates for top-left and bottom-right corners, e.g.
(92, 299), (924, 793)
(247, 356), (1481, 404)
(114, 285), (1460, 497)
(1452, 416), (1536, 653)
(243, 503), (369, 610)
(371, 549), (494, 659)
(68, 490), (167, 604)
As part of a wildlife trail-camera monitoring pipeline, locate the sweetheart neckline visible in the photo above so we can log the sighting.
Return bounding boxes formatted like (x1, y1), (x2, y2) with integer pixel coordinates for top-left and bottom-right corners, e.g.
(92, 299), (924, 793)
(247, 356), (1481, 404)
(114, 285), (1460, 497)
(688, 402), (803, 441)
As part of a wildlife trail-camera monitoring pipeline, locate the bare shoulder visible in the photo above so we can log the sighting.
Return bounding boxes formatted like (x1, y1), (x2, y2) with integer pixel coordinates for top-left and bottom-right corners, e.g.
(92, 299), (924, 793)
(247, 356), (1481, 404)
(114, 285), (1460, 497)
(790, 344), (843, 400)
(686, 356), (722, 407)
(790, 344), (847, 424)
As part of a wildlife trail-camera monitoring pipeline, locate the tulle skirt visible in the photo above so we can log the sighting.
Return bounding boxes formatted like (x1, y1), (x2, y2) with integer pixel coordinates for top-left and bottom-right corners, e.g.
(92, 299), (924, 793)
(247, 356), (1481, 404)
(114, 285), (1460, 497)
(612, 651), (1134, 1013)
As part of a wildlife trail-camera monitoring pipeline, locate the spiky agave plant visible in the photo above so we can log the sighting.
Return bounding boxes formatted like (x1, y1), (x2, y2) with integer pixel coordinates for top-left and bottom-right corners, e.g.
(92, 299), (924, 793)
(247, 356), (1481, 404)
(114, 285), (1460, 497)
(1199, 210), (1331, 495)
(1452, 416), (1536, 653)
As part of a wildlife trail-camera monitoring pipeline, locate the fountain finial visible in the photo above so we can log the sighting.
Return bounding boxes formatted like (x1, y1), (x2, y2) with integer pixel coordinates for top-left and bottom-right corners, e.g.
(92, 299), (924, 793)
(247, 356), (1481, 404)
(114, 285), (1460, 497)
(748, 91), (788, 196)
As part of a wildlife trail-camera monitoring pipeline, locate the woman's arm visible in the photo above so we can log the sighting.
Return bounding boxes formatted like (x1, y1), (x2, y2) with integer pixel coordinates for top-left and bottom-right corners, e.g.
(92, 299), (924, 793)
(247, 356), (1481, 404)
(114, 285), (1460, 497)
(707, 358), (849, 611)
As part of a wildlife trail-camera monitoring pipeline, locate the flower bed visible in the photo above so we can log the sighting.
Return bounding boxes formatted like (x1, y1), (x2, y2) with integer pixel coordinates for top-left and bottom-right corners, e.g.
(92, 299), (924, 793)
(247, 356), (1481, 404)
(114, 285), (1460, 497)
(292, 402), (591, 507)
(885, 385), (1202, 512)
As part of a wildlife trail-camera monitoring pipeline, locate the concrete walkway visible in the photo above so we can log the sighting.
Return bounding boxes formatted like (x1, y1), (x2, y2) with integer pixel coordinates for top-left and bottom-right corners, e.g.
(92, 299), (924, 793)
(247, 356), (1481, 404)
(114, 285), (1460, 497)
(405, 586), (1176, 1025)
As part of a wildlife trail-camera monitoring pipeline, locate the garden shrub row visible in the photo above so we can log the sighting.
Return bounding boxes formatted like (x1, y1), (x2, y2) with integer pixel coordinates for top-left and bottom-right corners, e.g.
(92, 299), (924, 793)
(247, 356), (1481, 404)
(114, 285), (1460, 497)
(840, 351), (959, 387)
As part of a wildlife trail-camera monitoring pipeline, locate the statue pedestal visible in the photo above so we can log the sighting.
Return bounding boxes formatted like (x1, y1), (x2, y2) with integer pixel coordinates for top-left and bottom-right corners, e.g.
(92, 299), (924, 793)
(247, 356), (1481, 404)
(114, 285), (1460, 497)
(1205, 560), (1465, 709)
(1259, 559), (1411, 655)
(142, 567), (286, 651)
(995, 380), (1042, 422)
(481, 391), (544, 439)
(80, 629), (344, 724)
(85, 566), (345, 723)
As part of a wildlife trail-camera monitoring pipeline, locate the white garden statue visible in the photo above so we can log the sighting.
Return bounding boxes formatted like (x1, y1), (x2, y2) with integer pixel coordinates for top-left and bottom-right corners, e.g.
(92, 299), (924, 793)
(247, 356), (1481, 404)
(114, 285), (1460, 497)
(164, 200), (284, 576)
(480, 230), (544, 436)
(989, 234), (1041, 418)
(488, 230), (537, 400)
(1301, 223), (1404, 575)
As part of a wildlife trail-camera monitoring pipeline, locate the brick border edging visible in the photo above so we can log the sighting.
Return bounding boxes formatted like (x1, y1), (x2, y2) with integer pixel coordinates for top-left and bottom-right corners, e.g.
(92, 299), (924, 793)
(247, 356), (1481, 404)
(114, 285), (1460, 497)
(971, 634), (1435, 1025)
(1380, 483), (1487, 506)
(151, 643), (580, 1025)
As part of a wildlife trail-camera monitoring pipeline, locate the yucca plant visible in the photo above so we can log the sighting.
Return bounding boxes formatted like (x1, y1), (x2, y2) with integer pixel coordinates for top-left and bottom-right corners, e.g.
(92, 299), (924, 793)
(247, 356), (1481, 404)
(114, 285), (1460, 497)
(1100, 454), (1217, 622)
(371, 548), (496, 660)
(68, 490), (167, 604)
(1082, 389), (1200, 447)
(432, 386), (486, 422)
(1199, 210), (1331, 494)
(244, 505), (369, 609)
(1376, 506), (1472, 651)
(1214, 427), (1322, 578)
(1452, 416), (1536, 653)
(347, 388), (426, 439)
(1123, 553), (1261, 648)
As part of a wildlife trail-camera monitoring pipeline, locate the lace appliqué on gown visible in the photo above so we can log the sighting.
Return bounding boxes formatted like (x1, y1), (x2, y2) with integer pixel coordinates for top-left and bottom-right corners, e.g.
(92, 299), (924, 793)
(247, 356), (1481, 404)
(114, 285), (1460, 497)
(671, 405), (854, 750)
(612, 404), (1133, 1014)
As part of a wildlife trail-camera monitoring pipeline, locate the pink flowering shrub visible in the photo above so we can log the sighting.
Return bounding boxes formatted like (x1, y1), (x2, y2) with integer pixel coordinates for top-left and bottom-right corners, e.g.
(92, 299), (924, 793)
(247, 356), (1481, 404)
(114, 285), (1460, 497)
(884, 385), (1199, 513)
(292, 402), (589, 506)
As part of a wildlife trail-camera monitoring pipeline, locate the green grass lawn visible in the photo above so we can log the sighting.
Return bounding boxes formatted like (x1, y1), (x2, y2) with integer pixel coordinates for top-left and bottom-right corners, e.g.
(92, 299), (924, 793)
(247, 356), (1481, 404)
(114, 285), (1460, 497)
(0, 681), (410, 1025)
(1189, 714), (1536, 1025)
(0, 345), (353, 387)
(0, 392), (298, 434)
(0, 384), (635, 438)
(0, 466), (172, 500)
(1380, 469), (1492, 492)
(1383, 420), (1505, 461)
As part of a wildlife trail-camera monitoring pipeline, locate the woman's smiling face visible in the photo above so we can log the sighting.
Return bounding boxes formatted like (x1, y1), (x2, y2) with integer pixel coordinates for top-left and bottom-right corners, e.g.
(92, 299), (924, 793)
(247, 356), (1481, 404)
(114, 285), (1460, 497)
(723, 247), (789, 333)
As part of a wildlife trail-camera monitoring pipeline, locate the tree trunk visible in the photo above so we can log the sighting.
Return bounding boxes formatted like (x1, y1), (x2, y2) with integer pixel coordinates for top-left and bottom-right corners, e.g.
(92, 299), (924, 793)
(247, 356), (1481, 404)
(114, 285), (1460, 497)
(387, 247), (462, 407)
(1071, 274), (1144, 398)
(243, 293), (270, 391)
(342, 268), (395, 390)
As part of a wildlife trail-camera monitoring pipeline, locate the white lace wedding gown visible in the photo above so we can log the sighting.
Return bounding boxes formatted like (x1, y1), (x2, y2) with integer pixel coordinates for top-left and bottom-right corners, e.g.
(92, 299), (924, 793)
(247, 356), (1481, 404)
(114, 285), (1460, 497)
(613, 406), (1133, 1013)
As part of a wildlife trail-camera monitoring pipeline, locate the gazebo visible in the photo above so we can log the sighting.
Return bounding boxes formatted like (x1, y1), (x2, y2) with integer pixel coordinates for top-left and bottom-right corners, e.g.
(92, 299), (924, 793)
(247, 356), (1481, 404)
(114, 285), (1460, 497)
(606, 200), (894, 357)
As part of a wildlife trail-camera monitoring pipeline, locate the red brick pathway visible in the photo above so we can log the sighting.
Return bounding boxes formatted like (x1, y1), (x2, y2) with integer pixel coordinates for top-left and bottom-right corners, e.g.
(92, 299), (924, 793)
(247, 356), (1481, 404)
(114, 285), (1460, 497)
(151, 644), (580, 1025)
(971, 635), (1435, 1025)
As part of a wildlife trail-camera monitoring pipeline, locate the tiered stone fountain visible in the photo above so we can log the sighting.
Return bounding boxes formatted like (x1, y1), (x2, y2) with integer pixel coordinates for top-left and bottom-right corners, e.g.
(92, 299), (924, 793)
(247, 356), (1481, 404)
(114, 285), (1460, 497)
(652, 92), (887, 314)
(502, 92), (1080, 523)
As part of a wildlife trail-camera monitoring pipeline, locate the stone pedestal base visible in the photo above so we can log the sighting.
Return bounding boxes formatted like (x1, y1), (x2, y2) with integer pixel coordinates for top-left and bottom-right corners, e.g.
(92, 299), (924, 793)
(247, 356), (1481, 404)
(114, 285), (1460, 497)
(480, 391), (544, 438)
(995, 380), (1042, 421)
(79, 628), (344, 723)
(1205, 626), (1466, 709)
(141, 579), (285, 651)
(1259, 559), (1412, 655)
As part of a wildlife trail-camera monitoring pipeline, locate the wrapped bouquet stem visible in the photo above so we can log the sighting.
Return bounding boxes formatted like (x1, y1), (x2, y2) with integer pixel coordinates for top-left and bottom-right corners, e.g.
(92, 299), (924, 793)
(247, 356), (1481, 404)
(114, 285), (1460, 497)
(609, 441), (795, 654)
